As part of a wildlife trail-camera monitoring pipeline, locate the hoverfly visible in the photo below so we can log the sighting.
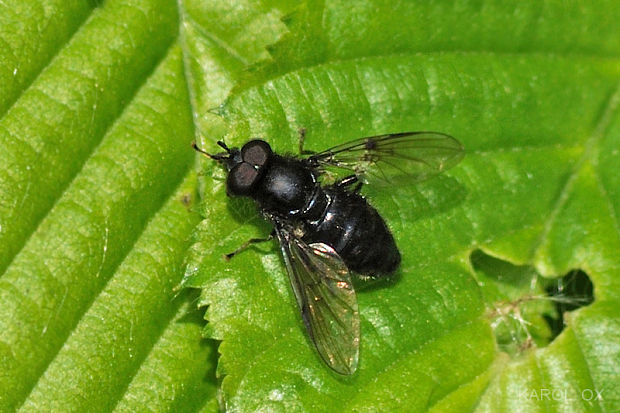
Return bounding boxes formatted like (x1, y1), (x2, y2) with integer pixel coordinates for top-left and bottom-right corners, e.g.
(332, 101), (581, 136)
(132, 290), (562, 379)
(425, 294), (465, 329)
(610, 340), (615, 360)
(193, 131), (464, 374)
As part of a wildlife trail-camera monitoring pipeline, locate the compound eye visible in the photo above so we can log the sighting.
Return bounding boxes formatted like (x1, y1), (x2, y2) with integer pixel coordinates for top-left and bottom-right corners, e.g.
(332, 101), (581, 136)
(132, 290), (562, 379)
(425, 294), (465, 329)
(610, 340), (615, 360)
(227, 162), (259, 196)
(241, 140), (271, 167)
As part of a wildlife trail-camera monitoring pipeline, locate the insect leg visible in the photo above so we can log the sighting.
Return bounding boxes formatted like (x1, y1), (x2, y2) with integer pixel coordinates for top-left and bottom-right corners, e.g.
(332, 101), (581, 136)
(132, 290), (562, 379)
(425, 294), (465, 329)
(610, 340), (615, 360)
(334, 175), (359, 188)
(298, 128), (316, 155)
(225, 231), (275, 260)
(334, 175), (364, 193)
(334, 175), (358, 187)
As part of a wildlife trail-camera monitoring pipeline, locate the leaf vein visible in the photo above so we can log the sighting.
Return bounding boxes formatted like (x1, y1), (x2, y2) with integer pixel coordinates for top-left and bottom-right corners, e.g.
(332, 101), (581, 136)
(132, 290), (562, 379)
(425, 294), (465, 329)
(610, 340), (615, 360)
(529, 81), (620, 264)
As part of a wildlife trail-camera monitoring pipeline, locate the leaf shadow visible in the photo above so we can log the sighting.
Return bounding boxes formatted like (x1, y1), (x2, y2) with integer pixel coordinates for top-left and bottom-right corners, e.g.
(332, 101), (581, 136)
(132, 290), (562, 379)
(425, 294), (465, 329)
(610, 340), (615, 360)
(366, 174), (468, 223)
(357, 175), (468, 294)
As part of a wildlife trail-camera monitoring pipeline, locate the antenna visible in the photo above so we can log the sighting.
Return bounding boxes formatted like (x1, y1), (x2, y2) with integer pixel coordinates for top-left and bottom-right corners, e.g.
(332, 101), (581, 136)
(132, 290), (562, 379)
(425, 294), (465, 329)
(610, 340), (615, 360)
(192, 141), (231, 161)
(217, 140), (232, 153)
(191, 141), (213, 158)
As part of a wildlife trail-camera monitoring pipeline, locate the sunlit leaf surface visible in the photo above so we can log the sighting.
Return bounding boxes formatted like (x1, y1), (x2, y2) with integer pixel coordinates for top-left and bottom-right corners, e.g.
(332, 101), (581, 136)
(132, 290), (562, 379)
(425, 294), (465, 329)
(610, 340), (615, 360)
(1, 0), (619, 411)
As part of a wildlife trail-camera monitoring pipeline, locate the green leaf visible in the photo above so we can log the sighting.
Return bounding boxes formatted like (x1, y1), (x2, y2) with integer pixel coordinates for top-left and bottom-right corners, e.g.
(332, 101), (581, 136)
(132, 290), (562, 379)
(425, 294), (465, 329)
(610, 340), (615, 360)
(0, 0), (295, 411)
(184, 0), (620, 411)
(3, 0), (620, 411)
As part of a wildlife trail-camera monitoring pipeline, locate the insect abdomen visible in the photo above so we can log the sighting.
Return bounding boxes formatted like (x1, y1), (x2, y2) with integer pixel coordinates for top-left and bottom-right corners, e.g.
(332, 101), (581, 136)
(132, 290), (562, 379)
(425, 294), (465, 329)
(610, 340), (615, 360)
(304, 188), (400, 276)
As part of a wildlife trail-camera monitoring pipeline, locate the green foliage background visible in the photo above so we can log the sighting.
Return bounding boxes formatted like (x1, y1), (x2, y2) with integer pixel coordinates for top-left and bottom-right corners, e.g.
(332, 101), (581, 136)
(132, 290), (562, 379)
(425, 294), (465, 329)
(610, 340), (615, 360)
(0, 0), (619, 412)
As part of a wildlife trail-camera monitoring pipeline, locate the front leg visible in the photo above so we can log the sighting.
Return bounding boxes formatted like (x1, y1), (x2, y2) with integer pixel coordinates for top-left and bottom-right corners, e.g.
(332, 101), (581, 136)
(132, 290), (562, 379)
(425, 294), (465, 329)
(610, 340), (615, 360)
(224, 230), (276, 260)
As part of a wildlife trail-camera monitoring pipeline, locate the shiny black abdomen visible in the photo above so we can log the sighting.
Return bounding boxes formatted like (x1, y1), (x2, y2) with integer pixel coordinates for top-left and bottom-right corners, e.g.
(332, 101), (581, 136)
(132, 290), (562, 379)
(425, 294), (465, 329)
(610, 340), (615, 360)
(302, 187), (401, 276)
(251, 155), (400, 277)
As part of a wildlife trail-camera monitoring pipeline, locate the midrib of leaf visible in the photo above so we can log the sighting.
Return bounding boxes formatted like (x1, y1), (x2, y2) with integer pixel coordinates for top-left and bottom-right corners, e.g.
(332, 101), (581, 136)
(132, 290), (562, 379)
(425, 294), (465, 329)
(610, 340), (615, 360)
(175, 0), (236, 149)
(176, 0), (204, 172)
(176, 0), (296, 149)
(594, 173), (620, 255)
(589, 87), (620, 235)
(530, 83), (620, 269)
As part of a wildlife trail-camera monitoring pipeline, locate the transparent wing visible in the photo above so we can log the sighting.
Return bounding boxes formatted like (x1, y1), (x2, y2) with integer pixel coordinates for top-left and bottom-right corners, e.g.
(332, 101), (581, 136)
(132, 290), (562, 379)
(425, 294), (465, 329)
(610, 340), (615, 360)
(307, 132), (464, 185)
(276, 227), (360, 375)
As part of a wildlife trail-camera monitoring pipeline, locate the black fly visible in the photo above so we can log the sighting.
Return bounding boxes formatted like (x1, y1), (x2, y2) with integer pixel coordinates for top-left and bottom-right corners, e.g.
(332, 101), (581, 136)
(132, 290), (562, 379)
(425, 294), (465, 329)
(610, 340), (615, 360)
(193, 131), (464, 375)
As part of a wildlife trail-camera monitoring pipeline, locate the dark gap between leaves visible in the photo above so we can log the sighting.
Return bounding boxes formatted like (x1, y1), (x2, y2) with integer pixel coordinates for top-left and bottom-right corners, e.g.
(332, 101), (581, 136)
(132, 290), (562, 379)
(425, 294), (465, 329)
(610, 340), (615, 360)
(543, 269), (594, 339)
(470, 250), (594, 356)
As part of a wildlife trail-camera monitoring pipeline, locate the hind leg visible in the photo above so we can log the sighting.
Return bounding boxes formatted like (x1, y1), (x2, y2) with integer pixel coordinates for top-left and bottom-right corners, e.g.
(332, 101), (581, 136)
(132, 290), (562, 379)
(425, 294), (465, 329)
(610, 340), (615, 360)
(335, 175), (363, 193)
